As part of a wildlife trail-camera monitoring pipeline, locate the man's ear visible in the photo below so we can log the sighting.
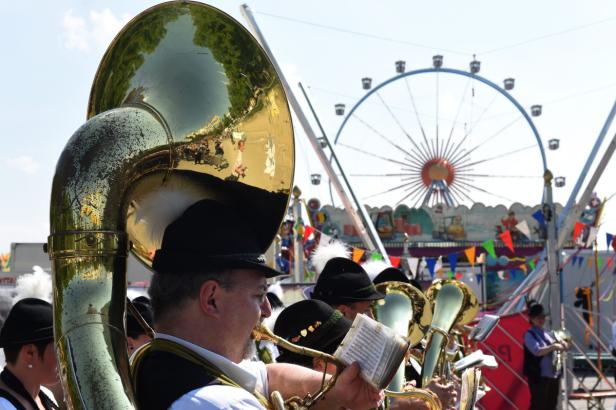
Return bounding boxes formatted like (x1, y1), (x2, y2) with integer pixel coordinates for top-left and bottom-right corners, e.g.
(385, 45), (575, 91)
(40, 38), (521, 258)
(199, 280), (221, 317)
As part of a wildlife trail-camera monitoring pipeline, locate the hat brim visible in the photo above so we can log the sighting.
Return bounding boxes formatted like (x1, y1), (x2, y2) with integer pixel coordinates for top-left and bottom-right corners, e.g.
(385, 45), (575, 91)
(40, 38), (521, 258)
(153, 251), (284, 278)
(332, 291), (385, 303)
(0, 329), (54, 348)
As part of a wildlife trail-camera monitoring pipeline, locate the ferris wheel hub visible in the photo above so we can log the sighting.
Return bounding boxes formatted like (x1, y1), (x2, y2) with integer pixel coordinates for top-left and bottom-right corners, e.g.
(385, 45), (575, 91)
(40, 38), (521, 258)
(422, 158), (455, 186)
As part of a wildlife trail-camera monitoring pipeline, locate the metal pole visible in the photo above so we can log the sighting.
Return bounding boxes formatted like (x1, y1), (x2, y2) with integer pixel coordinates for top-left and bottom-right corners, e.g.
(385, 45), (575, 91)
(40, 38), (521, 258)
(292, 186), (304, 282)
(240, 4), (388, 259)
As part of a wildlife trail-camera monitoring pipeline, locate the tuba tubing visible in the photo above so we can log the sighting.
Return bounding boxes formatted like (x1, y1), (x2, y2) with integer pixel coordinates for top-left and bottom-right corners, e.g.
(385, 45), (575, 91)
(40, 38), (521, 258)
(48, 106), (170, 409)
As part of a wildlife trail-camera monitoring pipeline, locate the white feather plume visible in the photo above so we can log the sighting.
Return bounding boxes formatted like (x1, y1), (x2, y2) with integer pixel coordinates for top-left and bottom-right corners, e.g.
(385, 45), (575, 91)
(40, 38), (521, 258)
(311, 239), (350, 275)
(12, 266), (53, 303)
(263, 306), (284, 331)
(361, 260), (392, 281)
(267, 282), (284, 301)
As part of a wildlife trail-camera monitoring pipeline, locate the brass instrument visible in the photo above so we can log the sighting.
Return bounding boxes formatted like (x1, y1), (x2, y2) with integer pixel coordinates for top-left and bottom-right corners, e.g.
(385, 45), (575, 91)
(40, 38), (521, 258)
(552, 328), (571, 373)
(371, 281), (442, 410)
(252, 323), (343, 409)
(421, 280), (479, 388)
(48, 2), (293, 409)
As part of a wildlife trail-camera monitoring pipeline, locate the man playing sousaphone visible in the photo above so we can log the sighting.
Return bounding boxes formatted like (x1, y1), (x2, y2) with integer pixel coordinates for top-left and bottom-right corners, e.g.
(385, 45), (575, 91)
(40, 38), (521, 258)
(131, 200), (382, 410)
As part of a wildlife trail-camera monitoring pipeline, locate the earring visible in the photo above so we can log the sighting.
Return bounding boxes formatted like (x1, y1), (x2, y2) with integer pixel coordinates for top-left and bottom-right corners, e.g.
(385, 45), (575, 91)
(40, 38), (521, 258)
(27, 364), (33, 369)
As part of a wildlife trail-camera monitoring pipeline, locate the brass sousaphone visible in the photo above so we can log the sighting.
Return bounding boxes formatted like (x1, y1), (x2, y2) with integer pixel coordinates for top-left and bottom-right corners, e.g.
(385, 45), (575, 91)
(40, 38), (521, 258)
(47, 2), (295, 408)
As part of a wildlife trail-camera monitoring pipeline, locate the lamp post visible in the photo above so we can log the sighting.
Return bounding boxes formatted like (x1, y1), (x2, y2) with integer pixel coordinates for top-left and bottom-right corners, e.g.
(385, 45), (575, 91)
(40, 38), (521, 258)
(292, 186), (304, 282)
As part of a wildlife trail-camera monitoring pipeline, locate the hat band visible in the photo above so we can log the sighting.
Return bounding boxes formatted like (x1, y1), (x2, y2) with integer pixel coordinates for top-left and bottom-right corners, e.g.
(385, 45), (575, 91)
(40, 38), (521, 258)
(289, 310), (344, 345)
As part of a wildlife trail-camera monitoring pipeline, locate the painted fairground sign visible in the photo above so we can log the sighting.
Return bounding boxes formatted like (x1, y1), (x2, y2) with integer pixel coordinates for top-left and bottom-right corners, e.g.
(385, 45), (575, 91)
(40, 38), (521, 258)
(304, 198), (566, 255)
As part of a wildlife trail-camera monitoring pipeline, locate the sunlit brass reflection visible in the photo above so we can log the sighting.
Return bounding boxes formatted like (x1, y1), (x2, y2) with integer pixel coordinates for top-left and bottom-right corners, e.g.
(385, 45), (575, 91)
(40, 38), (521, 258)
(49, 2), (294, 408)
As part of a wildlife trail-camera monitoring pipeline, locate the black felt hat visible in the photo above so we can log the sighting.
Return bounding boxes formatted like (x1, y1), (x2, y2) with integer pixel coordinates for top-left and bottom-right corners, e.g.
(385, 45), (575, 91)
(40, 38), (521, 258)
(152, 199), (283, 278)
(274, 299), (351, 366)
(0, 298), (53, 348)
(373, 267), (410, 286)
(528, 303), (547, 318)
(311, 257), (384, 305)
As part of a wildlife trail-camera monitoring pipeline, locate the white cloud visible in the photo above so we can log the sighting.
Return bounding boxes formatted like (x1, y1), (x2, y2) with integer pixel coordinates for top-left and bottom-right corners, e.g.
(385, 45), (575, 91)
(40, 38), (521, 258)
(61, 8), (131, 52)
(5, 156), (39, 175)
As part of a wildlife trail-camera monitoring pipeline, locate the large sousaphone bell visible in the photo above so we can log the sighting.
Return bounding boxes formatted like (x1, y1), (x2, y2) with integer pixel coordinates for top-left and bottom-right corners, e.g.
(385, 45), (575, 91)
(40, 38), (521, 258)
(420, 279), (480, 388)
(47, 2), (293, 409)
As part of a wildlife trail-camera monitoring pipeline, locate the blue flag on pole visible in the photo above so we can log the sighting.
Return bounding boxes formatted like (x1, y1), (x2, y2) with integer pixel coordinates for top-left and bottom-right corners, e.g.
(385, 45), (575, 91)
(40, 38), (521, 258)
(532, 210), (546, 227)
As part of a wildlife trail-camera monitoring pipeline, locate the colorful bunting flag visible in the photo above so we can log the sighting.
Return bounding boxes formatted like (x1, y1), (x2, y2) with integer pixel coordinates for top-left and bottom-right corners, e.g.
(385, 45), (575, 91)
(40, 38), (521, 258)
(389, 256), (401, 268)
(532, 210), (546, 227)
(448, 253), (458, 274)
(302, 225), (315, 243)
(598, 257), (604, 268)
(482, 239), (497, 260)
(447, 271), (454, 279)
(572, 255), (578, 266)
(529, 259), (536, 270)
(608, 233), (615, 251)
(516, 220), (531, 239)
(352, 248), (365, 263)
(407, 257), (420, 277)
(586, 227), (598, 247)
(587, 258), (593, 268)
(573, 221), (585, 242)
(371, 252), (383, 261)
(608, 258), (614, 268)
(455, 272), (463, 280)
(476, 274), (482, 284)
(426, 258), (437, 278)
(464, 247), (476, 267)
(499, 230), (515, 253)
(578, 256), (584, 268)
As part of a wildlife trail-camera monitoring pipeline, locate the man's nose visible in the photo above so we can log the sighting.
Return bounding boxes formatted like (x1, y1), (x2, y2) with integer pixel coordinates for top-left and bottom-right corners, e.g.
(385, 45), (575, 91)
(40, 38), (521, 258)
(261, 296), (272, 318)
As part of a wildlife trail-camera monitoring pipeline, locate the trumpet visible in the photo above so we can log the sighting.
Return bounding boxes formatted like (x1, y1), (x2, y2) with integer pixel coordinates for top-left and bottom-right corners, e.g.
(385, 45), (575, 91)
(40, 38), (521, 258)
(552, 328), (571, 373)
(252, 323), (344, 410)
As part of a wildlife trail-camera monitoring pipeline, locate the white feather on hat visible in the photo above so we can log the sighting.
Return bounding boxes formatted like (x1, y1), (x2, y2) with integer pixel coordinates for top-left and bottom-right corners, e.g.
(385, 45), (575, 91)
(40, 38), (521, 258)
(267, 282), (284, 301)
(310, 239), (350, 275)
(12, 266), (53, 304)
(361, 260), (392, 282)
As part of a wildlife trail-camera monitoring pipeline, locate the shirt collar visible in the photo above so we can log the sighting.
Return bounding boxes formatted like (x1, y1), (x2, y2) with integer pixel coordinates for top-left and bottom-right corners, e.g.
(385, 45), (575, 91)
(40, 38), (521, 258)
(155, 332), (258, 393)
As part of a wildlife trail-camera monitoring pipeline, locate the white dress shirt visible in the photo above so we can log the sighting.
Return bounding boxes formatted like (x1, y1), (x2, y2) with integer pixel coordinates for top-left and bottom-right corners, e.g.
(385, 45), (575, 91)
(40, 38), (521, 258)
(156, 333), (269, 410)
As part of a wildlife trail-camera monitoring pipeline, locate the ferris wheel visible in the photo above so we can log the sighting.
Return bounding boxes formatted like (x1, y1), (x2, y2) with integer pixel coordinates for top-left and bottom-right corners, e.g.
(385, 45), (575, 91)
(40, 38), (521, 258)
(332, 56), (554, 209)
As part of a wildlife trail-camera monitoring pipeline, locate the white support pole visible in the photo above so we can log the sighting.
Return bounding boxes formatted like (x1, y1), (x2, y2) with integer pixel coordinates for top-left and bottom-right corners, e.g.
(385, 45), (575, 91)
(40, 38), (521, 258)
(240, 4), (389, 259)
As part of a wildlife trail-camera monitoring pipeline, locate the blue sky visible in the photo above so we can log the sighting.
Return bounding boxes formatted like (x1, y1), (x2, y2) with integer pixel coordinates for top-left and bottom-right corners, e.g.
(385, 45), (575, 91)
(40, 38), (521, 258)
(2, 0), (616, 253)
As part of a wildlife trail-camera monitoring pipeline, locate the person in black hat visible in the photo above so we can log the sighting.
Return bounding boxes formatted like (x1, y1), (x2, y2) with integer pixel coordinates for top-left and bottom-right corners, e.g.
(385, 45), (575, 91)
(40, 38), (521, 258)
(132, 199), (381, 410)
(0, 298), (59, 410)
(523, 301), (568, 410)
(127, 297), (154, 355)
(311, 257), (384, 320)
(373, 267), (410, 286)
(274, 300), (351, 373)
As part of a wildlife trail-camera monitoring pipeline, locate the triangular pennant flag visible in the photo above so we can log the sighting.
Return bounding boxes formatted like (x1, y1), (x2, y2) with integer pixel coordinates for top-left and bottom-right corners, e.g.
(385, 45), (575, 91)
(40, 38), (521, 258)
(586, 227), (599, 248)
(371, 252), (383, 261)
(482, 239), (497, 260)
(302, 225), (315, 243)
(352, 248), (365, 263)
(573, 221), (585, 242)
(448, 253), (458, 274)
(447, 271), (454, 279)
(407, 257), (420, 277)
(426, 258), (437, 278)
(464, 247), (476, 267)
(587, 257), (593, 268)
(532, 210), (546, 227)
(578, 256), (584, 268)
(529, 259), (536, 270)
(608, 257), (614, 268)
(607, 233), (615, 251)
(515, 220), (531, 239)
(389, 256), (401, 268)
(598, 257), (604, 268)
(571, 255), (578, 267)
(455, 272), (463, 280)
(476, 274), (482, 284)
(499, 230), (515, 253)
